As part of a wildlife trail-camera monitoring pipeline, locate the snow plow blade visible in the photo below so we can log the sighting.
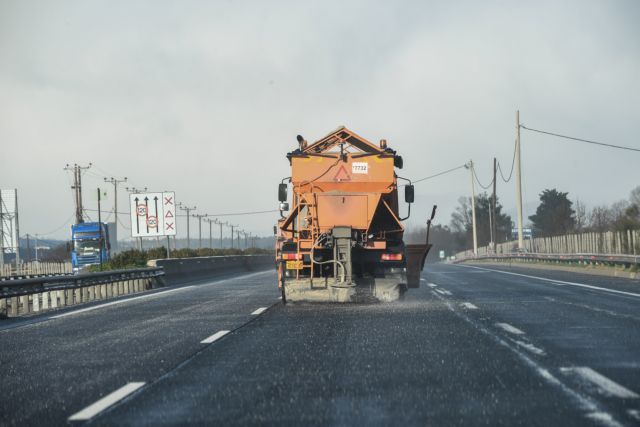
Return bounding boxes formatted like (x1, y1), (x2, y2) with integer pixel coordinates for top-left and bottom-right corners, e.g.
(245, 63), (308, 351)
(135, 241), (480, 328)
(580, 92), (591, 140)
(405, 243), (432, 288)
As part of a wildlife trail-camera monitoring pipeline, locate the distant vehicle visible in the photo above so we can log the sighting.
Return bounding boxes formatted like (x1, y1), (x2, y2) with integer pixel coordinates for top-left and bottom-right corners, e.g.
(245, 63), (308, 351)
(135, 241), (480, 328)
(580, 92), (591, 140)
(71, 222), (110, 273)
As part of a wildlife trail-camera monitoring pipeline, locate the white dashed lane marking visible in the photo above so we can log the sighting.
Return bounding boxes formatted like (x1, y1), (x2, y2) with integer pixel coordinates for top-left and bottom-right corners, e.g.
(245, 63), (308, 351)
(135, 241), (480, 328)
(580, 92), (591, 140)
(511, 339), (546, 356)
(460, 302), (478, 310)
(201, 330), (230, 344)
(427, 283), (437, 288)
(495, 323), (525, 335)
(560, 367), (639, 399)
(251, 307), (268, 315)
(68, 382), (145, 421)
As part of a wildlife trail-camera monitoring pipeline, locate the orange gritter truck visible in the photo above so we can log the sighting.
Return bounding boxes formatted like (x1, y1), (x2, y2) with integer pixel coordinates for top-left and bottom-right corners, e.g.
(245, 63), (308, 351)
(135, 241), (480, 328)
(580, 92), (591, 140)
(275, 126), (436, 303)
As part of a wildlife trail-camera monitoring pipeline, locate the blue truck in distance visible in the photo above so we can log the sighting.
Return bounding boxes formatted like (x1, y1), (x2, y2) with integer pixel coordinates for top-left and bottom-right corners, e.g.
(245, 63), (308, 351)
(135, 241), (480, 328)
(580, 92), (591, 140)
(71, 222), (110, 273)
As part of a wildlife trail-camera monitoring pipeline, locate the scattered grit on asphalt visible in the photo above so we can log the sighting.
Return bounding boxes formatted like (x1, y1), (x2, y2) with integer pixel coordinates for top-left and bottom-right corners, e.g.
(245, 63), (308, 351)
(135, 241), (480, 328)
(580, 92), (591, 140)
(2, 264), (640, 426)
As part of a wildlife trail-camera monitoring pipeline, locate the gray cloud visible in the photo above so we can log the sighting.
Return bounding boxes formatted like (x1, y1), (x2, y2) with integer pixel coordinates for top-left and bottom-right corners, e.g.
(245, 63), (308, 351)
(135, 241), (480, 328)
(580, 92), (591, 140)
(1, 0), (638, 240)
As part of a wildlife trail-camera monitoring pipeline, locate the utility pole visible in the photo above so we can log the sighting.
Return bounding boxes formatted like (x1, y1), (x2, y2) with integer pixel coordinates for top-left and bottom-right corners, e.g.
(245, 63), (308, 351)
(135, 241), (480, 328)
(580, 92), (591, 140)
(492, 157), (498, 250)
(467, 161), (478, 255)
(64, 163), (92, 224)
(177, 203), (196, 249)
(515, 110), (524, 251)
(97, 188), (103, 269)
(205, 218), (215, 249)
(219, 221), (226, 249)
(14, 189), (20, 272)
(104, 176), (127, 252)
(230, 224), (238, 249)
(193, 213), (208, 249)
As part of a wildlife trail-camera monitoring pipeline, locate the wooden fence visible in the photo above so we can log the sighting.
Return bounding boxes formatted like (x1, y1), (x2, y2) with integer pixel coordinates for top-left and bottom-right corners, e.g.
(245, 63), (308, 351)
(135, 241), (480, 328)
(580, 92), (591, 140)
(1, 261), (72, 278)
(457, 229), (640, 258)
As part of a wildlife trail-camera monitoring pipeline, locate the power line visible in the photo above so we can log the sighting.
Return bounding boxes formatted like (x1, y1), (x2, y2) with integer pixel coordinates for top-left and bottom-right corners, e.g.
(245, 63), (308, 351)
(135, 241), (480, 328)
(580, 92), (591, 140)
(412, 164), (468, 184)
(472, 166), (494, 190)
(34, 214), (75, 236)
(205, 209), (279, 217)
(520, 125), (640, 153)
(498, 140), (517, 183)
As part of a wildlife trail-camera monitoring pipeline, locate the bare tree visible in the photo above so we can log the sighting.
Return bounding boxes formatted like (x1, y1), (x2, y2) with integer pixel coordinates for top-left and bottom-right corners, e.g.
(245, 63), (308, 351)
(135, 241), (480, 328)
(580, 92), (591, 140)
(450, 196), (472, 233)
(610, 200), (630, 223)
(589, 205), (612, 232)
(574, 199), (587, 232)
(630, 185), (640, 208)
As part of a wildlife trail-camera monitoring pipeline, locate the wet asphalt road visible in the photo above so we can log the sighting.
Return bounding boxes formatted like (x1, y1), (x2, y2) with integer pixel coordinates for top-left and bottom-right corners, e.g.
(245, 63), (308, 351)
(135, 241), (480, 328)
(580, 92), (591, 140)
(2, 263), (640, 426)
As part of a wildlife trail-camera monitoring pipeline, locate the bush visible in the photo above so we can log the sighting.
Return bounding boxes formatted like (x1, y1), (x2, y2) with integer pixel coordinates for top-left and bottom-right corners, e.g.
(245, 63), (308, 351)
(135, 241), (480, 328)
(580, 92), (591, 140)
(86, 247), (273, 272)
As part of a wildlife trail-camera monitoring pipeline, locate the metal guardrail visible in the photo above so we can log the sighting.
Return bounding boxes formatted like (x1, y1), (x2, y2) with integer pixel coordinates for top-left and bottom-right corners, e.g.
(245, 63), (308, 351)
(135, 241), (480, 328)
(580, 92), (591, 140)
(0, 268), (165, 317)
(0, 272), (73, 282)
(454, 252), (640, 267)
(0, 267), (164, 299)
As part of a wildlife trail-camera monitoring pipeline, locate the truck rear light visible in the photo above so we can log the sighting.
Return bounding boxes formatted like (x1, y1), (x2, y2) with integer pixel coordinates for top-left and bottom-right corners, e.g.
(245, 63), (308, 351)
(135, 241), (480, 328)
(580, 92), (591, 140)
(282, 253), (302, 260)
(381, 253), (403, 261)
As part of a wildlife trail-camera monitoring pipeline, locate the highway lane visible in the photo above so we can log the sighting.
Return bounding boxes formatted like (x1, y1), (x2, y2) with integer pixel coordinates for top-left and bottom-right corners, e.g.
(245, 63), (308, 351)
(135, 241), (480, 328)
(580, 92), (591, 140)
(3, 263), (640, 426)
(0, 270), (279, 427)
(428, 263), (640, 425)
(92, 263), (640, 427)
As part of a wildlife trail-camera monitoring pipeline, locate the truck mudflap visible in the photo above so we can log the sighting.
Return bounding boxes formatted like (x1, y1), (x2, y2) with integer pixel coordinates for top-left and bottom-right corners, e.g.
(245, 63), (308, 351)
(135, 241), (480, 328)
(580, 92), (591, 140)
(405, 243), (433, 288)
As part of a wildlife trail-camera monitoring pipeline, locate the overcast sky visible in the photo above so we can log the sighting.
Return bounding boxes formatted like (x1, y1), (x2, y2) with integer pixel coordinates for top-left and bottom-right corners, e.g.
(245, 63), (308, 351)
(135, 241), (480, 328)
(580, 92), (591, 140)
(1, 0), (639, 241)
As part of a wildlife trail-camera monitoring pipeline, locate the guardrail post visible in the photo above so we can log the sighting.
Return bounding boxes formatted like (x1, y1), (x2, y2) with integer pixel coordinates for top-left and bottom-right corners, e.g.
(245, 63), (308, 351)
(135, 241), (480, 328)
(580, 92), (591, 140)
(10, 297), (18, 316)
(20, 295), (29, 314)
(0, 297), (6, 317)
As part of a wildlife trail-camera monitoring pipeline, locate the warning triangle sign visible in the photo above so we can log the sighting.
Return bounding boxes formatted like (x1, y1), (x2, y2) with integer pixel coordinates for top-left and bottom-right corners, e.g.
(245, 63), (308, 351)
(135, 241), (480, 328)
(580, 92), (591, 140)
(333, 165), (351, 182)
(165, 211), (174, 218)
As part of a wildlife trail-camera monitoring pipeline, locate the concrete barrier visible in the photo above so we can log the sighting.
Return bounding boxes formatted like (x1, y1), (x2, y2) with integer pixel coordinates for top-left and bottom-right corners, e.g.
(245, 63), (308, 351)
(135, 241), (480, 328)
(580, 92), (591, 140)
(147, 255), (274, 285)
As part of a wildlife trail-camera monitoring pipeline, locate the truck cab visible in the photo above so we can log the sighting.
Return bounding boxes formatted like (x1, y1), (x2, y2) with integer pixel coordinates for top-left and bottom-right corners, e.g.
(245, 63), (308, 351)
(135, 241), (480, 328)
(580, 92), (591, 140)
(71, 222), (110, 273)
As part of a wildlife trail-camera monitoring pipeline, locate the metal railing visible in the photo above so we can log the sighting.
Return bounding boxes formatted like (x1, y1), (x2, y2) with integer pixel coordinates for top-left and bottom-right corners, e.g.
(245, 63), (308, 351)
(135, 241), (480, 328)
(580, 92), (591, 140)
(453, 252), (640, 271)
(0, 267), (164, 318)
(1, 261), (72, 278)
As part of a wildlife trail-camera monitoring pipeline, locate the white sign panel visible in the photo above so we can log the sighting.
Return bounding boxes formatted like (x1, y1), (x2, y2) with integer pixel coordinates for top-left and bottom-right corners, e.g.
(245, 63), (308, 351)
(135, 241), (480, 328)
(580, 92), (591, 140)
(352, 162), (368, 174)
(162, 192), (176, 236)
(129, 192), (176, 237)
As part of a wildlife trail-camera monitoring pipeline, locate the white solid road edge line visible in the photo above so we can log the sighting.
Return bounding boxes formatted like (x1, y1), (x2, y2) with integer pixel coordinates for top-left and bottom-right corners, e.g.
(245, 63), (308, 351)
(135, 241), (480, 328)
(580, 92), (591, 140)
(495, 322), (525, 335)
(50, 287), (195, 319)
(68, 382), (145, 421)
(461, 264), (640, 299)
(560, 367), (640, 399)
(50, 270), (273, 321)
(251, 307), (268, 315)
(201, 330), (230, 344)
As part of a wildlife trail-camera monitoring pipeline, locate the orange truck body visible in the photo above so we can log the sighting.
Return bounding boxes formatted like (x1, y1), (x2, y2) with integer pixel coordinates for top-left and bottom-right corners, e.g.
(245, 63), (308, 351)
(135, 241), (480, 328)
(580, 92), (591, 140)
(276, 127), (433, 303)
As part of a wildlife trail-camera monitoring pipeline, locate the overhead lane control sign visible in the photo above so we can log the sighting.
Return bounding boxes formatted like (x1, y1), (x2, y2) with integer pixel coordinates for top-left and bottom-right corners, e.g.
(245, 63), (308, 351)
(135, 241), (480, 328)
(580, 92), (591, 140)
(129, 192), (177, 237)
(162, 192), (176, 236)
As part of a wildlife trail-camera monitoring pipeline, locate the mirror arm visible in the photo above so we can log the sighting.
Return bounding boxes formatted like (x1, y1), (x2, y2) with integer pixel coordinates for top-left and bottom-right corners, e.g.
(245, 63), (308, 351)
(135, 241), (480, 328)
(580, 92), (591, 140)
(399, 202), (411, 221)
